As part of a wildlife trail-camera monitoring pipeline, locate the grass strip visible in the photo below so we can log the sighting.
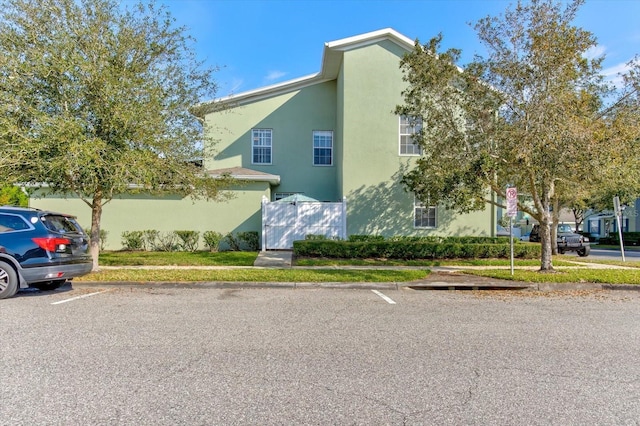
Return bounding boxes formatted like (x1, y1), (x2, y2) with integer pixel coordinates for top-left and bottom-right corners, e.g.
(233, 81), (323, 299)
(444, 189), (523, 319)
(463, 268), (640, 284)
(99, 251), (258, 266)
(76, 268), (430, 283)
(294, 257), (577, 267)
(561, 258), (640, 268)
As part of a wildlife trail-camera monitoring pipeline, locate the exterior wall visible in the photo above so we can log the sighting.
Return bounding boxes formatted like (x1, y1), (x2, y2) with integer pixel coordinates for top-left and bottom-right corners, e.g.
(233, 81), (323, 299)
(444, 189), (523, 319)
(207, 81), (338, 202)
(29, 32), (498, 246)
(338, 40), (494, 237)
(29, 182), (269, 250)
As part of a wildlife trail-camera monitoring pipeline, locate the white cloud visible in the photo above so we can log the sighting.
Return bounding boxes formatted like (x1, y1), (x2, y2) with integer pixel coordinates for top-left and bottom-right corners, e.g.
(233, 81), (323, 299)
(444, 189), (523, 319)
(264, 70), (287, 83)
(585, 45), (606, 61)
(229, 78), (244, 93)
(603, 58), (639, 88)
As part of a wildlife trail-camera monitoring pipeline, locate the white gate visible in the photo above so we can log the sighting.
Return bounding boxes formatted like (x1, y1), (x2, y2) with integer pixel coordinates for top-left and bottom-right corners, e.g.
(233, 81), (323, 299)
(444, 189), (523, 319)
(261, 196), (347, 250)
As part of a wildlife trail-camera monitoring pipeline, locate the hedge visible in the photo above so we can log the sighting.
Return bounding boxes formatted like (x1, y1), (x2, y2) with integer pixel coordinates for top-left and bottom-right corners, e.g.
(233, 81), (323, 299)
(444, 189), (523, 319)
(598, 232), (640, 246)
(293, 238), (539, 260)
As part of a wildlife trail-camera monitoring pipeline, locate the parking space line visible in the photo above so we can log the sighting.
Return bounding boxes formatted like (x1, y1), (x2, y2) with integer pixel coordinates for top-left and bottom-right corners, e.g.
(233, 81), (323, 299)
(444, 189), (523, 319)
(51, 290), (112, 305)
(372, 290), (396, 304)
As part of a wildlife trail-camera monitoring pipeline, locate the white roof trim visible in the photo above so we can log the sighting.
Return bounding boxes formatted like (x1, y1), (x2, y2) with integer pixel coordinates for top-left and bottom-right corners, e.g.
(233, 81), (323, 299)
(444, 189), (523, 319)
(215, 72), (325, 104)
(324, 28), (414, 51)
(207, 170), (281, 185)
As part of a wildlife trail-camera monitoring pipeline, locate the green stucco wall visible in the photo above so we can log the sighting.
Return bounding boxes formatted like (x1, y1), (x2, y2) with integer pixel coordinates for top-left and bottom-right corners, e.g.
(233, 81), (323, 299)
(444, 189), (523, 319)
(29, 182), (269, 251)
(207, 81), (338, 202)
(338, 40), (494, 237)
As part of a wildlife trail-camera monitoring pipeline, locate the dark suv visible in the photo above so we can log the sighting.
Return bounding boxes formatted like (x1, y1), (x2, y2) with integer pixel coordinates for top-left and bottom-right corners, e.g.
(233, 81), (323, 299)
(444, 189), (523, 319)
(529, 223), (590, 257)
(0, 206), (92, 299)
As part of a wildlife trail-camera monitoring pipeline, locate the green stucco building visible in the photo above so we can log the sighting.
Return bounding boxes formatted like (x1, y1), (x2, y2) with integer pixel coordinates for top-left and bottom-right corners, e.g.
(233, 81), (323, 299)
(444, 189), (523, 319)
(31, 28), (499, 250)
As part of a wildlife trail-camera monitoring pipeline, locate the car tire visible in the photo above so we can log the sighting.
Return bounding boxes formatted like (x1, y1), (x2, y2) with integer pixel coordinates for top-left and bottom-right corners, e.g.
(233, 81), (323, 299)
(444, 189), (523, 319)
(33, 279), (66, 291)
(577, 247), (590, 257)
(0, 261), (19, 299)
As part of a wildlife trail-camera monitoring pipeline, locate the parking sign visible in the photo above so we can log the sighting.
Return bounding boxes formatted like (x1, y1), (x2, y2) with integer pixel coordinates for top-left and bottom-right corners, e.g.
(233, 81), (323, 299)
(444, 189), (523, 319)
(506, 187), (518, 217)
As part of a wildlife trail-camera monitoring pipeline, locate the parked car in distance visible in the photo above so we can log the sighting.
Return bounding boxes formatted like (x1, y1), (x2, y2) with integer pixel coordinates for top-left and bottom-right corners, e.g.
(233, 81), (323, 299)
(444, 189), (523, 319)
(528, 223), (590, 256)
(0, 206), (93, 299)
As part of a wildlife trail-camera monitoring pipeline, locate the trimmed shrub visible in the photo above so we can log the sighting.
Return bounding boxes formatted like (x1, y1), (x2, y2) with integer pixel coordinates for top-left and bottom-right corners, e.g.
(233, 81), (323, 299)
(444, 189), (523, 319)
(121, 231), (144, 251)
(305, 234), (329, 240)
(237, 231), (260, 251)
(175, 230), (200, 252)
(85, 228), (108, 251)
(223, 232), (241, 251)
(293, 236), (539, 260)
(142, 230), (160, 251)
(348, 235), (385, 242)
(203, 231), (224, 252)
(155, 232), (179, 252)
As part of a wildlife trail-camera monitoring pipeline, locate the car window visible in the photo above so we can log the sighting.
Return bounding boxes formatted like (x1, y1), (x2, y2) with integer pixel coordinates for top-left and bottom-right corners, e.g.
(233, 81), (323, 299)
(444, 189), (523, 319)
(0, 213), (31, 232)
(557, 224), (573, 233)
(41, 215), (82, 234)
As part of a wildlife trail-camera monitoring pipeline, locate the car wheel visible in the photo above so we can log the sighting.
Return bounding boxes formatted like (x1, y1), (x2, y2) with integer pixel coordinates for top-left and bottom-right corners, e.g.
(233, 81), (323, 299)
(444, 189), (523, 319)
(33, 279), (66, 291)
(577, 247), (590, 257)
(557, 248), (565, 255)
(0, 261), (19, 299)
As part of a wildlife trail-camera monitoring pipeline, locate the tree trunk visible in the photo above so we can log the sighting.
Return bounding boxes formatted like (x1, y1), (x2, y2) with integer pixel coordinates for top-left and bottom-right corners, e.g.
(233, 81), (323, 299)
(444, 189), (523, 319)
(90, 190), (103, 272)
(539, 216), (554, 271)
(551, 198), (560, 255)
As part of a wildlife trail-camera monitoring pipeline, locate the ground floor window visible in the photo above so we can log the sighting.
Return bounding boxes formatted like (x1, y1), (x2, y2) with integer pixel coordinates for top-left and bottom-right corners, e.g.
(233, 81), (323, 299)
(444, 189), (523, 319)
(274, 192), (303, 201)
(414, 197), (436, 228)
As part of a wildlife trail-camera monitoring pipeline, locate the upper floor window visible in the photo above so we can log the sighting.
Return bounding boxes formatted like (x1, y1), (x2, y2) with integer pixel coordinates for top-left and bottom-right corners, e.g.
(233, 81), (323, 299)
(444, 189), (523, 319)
(414, 197), (436, 228)
(252, 129), (272, 164)
(399, 116), (422, 156)
(313, 131), (333, 166)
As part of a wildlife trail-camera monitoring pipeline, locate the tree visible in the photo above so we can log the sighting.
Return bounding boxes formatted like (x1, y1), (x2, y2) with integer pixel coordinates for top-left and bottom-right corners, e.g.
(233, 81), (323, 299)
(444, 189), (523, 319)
(0, 0), (234, 270)
(396, 0), (640, 271)
(0, 185), (29, 207)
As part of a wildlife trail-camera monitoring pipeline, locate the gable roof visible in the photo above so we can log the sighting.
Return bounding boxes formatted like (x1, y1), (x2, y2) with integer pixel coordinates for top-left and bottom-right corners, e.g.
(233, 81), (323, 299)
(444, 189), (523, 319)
(207, 167), (281, 185)
(192, 28), (415, 117)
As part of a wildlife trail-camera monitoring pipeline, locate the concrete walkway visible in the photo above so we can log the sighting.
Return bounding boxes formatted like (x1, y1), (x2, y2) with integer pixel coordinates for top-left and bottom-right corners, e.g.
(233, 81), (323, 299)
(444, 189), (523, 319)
(253, 250), (293, 267)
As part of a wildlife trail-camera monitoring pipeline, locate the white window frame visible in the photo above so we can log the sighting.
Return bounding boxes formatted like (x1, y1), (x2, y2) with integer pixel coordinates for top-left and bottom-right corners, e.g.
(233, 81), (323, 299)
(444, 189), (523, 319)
(414, 196), (436, 229)
(312, 130), (333, 166)
(252, 129), (272, 165)
(399, 115), (422, 156)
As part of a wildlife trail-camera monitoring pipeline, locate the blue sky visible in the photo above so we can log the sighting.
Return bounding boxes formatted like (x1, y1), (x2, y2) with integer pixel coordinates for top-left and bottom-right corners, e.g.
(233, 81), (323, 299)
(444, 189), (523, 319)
(139, 0), (640, 98)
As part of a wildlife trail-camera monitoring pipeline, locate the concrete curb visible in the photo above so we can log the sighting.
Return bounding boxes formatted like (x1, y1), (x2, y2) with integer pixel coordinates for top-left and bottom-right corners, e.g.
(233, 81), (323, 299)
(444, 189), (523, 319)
(71, 281), (401, 291)
(71, 280), (640, 292)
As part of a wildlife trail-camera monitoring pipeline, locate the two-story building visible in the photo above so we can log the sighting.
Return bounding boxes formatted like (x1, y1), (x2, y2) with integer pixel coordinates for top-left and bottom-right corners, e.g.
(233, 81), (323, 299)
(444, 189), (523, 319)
(31, 28), (499, 250)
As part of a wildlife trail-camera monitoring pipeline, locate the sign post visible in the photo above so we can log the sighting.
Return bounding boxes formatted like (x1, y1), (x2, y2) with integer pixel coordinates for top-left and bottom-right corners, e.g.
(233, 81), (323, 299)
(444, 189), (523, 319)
(506, 187), (518, 276)
(613, 196), (626, 262)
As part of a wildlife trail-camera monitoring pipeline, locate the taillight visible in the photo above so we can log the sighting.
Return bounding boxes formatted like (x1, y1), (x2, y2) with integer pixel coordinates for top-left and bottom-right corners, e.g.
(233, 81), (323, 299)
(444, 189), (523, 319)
(32, 237), (71, 252)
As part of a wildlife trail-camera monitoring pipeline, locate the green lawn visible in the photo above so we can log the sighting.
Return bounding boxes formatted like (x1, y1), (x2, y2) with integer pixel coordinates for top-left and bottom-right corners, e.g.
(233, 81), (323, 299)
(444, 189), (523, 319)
(91, 250), (640, 285)
(99, 250), (258, 266)
(77, 268), (429, 283)
(465, 268), (640, 285)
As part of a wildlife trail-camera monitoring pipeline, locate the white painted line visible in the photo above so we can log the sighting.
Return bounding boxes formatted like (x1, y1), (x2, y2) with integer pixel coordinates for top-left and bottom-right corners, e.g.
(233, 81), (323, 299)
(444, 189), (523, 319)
(372, 290), (396, 304)
(51, 290), (111, 305)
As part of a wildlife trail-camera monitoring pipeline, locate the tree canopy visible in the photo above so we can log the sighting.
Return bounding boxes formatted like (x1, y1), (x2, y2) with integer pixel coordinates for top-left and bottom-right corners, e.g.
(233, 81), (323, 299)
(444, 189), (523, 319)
(396, 0), (640, 270)
(0, 0), (234, 268)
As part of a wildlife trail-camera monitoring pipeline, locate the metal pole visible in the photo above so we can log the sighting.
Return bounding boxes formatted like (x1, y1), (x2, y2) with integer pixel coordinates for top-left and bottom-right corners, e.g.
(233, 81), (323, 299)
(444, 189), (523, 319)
(616, 213), (626, 262)
(510, 216), (514, 276)
(614, 196), (625, 262)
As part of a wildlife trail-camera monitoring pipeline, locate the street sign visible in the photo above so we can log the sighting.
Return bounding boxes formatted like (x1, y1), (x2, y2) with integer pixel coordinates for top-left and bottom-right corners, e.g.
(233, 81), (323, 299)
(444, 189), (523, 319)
(506, 187), (518, 217)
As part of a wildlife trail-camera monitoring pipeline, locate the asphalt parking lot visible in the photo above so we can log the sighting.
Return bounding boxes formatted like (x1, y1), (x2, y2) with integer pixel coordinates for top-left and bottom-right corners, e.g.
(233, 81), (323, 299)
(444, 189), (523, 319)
(2, 284), (640, 425)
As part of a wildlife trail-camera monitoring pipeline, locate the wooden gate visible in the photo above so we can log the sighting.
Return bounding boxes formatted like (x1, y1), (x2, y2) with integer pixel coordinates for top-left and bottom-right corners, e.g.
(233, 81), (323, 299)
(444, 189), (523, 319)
(261, 196), (347, 250)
